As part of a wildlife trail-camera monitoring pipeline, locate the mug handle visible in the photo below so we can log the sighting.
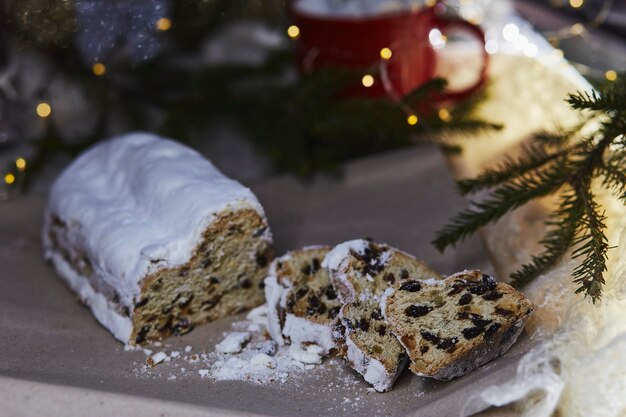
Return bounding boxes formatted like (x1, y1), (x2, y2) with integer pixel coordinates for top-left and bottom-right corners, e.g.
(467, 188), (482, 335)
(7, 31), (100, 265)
(434, 16), (489, 101)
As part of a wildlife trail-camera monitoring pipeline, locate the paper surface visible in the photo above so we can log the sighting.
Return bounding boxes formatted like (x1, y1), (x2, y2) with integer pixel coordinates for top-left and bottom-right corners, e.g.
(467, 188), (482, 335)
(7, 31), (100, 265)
(0, 142), (534, 417)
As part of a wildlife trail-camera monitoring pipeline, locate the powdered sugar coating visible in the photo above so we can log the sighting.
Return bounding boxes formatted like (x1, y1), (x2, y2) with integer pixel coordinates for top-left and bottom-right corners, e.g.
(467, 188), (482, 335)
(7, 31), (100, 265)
(283, 314), (335, 354)
(343, 330), (407, 392)
(46, 249), (133, 342)
(323, 239), (392, 303)
(43, 132), (269, 343)
(264, 252), (296, 346)
(321, 239), (370, 272)
(264, 248), (337, 353)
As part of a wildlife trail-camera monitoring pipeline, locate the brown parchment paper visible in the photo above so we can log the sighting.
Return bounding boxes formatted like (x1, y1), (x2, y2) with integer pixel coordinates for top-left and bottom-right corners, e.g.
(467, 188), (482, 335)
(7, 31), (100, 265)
(0, 141), (534, 417)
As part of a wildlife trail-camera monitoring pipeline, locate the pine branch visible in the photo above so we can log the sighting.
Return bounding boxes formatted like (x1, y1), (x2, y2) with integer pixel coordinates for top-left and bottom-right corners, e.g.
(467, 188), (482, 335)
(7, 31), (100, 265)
(571, 183), (610, 302)
(457, 143), (571, 195)
(567, 90), (626, 114)
(510, 189), (581, 287)
(532, 122), (586, 146)
(402, 78), (448, 108)
(432, 163), (569, 251)
(435, 78), (625, 301)
(600, 155), (626, 203)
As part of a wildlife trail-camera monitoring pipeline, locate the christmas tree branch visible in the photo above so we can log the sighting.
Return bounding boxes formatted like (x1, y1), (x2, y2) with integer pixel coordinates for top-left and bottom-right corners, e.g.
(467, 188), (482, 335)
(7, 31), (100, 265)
(432, 163), (569, 251)
(509, 189), (581, 287)
(434, 74), (626, 301)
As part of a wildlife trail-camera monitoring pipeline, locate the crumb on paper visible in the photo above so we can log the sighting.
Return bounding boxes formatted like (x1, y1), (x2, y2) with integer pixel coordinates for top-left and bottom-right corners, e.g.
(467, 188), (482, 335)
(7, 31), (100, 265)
(131, 304), (336, 386)
(215, 332), (251, 354)
(250, 353), (276, 369)
(289, 343), (325, 364)
(146, 351), (168, 367)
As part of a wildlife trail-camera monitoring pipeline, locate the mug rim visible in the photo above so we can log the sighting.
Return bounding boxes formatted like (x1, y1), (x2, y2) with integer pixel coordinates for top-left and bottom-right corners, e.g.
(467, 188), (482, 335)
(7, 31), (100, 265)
(289, 2), (430, 25)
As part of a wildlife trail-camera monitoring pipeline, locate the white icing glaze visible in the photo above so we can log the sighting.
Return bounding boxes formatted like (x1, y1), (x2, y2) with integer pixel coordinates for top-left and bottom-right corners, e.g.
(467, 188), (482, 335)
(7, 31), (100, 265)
(46, 249), (133, 343)
(282, 314), (335, 354)
(43, 132), (270, 343)
(44, 132), (268, 309)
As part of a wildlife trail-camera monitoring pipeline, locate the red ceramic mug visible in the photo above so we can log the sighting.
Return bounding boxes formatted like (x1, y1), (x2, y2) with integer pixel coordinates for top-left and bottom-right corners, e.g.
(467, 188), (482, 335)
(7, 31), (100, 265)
(290, 2), (488, 101)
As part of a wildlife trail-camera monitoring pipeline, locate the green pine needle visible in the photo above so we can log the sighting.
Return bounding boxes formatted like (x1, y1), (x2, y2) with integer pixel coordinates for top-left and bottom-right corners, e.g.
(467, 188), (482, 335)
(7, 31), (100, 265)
(434, 73), (626, 301)
(433, 162), (569, 251)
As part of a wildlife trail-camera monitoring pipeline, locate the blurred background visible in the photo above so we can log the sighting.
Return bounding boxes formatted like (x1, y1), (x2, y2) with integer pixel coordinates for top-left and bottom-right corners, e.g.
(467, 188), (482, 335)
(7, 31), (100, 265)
(0, 0), (623, 199)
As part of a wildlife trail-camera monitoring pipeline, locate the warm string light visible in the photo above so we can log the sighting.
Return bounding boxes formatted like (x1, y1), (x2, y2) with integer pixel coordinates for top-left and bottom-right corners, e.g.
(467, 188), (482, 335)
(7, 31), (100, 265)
(92, 62), (106, 76)
(285, 20), (457, 128)
(605, 70), (617, 81)
(361, 74), (375, 87)
(36, 102), (52, 118)
(438, 108), (451, 122)
(156, 17), (172, 31)
(287, 25), (300, 39)
(569, 0), (584, 8)
(380, 47), (392, 60)
(4, 173), (15, 185)
(543, 0), (613, 43)
(15, 158), (26, 171)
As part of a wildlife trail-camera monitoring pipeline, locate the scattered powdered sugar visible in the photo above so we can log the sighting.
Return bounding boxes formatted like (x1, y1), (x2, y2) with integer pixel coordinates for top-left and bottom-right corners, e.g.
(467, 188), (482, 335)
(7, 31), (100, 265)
(289, 344), (325, 365)
(215, 332), (251, 354)
(132, 304), (324, 384)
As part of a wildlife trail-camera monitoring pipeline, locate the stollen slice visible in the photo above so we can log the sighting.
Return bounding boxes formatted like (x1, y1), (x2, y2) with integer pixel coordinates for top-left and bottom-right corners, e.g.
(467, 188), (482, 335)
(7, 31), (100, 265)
(264, 246), (342, 357)
(381, 270), (533, 380)
(322, 239), (441, 303)
(323, 239), (441, 391)
(332, 300), (409, 392)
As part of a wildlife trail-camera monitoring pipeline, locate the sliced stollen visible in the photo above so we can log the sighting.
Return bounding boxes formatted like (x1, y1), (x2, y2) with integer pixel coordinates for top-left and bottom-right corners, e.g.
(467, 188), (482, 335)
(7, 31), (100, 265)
(333, 300), (409, 392)
(323, 239), (441, 391)
(264, 246), (342, 359)
(381, 270), (533, 381)
(322, 239), (441, 303)
(43, 133), (273, 345)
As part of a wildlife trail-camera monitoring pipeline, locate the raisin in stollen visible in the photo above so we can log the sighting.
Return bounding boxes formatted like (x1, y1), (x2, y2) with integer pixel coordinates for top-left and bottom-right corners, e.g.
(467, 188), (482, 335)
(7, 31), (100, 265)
(264, 246), (342, 357)
(381, 270), (533, 381)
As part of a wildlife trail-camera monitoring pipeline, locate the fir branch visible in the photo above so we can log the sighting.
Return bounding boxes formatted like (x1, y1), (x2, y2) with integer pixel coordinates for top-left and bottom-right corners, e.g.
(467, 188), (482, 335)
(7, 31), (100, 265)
(432, 163), (569, 251)
(600, 157), (626, 203)
(510, 190), (581, 287)
(457, 143), (571, 195)
(567, 90), (626, 114)
(435, 77), (626, 301)
(402, 78), (448, 108)
(571, 184), (610, 302)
